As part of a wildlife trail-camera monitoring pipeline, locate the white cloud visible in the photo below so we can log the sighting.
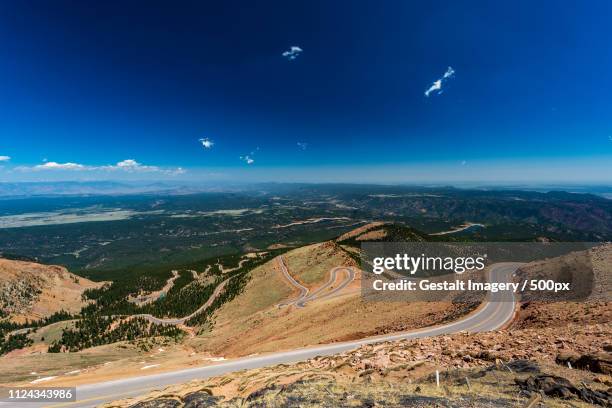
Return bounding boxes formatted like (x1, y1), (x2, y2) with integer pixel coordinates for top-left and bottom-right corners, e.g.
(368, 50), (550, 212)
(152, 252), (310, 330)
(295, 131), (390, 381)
(297, 142), (308, 150)
(34, 161), (87, 170)
(424, 80), (442, 97)
(240, 155), (255, 165)
(19, 159), (185, 175)
(108, 159), (155, 171)
(240, 147), (260, 165)
(115, 159), (140, 168)
(443, 66), (455, 79)
(282, 46), (303, 61)
(425, 66), (455, 97)
(103, 159), (183, 175)
(199, 138), (214, 149)
(0, 156), (10, 162)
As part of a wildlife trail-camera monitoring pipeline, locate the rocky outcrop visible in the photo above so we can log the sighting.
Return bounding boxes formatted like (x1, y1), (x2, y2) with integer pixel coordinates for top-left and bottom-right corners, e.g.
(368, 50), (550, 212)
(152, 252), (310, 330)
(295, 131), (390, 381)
(516, 374), (612, 406)
(556, 352), (612, 375)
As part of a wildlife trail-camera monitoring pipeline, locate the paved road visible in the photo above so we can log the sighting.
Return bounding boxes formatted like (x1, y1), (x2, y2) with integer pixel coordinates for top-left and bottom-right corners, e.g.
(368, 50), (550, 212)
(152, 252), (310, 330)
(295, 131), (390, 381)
(128, 270), (180, 307)
(277, 256), (356, 308)
(8, 274), (231, 336)
(430, 222), (485, 236)
(296, 267), (355, 307)
(136, 277), (233, 325)
(10, 263), (519, 408)
(276, 256), (310, 308)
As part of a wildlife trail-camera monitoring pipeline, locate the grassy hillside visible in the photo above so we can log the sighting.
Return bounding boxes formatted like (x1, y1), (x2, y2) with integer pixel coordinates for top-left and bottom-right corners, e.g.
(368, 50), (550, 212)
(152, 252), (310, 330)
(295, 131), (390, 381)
(190, 238), (471, 357)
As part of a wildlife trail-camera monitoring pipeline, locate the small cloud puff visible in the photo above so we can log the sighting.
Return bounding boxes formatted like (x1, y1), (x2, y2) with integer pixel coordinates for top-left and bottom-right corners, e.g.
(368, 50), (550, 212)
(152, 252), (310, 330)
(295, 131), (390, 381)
(110, 159), (154, 171)
(282, 46), (303, 61)
(443, 66), (455, 79)
(240, 147), (259, 165)
(425, 66), (455, 97)
(199, 138), (214, 149)
(240, 155), (254, 165)
(104, 159), (185, 174)
(0, 156), (11, 162)
(425, 80), (442, 97)
(297, 142), (308, 150)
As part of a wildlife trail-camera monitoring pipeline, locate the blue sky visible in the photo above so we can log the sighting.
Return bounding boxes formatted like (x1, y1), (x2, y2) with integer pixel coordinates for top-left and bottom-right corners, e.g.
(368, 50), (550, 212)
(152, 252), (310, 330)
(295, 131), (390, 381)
(0, 0), (611, 183)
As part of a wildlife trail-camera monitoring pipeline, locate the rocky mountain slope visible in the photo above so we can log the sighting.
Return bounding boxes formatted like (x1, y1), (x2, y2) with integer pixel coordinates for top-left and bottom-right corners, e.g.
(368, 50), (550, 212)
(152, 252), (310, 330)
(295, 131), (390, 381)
(107, 245), (612, 408)
(513, 244), (611, 329)
(0, 258), (104, 323)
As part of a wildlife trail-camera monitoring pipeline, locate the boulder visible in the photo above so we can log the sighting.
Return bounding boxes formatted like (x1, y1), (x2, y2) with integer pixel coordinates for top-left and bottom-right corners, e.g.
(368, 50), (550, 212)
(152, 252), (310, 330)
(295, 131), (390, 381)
(558, 352), (612, 374)
(574, 353), (612, 375)
(129, 399), (181, 408)
(516, 374), (577, 399)
(506, 359), (540, 373)
(516, 375), (612, 406)
(556, 352), (579, 366)
(183, 391), (220, 408)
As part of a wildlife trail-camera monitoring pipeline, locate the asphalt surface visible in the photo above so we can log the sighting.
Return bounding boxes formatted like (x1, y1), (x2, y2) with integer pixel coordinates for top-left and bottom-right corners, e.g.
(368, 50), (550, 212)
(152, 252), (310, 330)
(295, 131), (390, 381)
(276, 256), (309, 308)
(8, 274), (231, 336)
(135, 276), (233, 325)
(297, 267), (355, 307)
(10, 263), (520, 408)
(277, 256), (356, 308)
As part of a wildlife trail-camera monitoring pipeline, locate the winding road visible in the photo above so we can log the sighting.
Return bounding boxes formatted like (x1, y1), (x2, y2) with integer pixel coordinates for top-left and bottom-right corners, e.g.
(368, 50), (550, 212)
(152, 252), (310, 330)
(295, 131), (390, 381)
(135, 277), (233, 325)
(10, 262), (520, 408)
(297, 267), (355, 307)
(7, 277), (233, 338)
(277, 256), (356, 308)
(276, 257), (309, 308)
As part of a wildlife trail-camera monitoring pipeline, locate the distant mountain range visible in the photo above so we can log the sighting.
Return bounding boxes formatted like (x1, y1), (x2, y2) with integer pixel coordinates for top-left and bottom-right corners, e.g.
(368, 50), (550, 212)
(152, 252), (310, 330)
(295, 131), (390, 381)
(0, 181), (206, 198)
(1, 181), (611, 199)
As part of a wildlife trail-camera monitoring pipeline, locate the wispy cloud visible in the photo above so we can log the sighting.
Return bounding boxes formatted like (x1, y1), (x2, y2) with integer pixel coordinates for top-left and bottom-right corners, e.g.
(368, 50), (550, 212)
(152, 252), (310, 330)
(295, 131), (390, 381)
(425, 80), (442, 97)
(282, 46), (303, 61)
(442, 66), (455, 79)
(240, 147), (259, 165)
(20, 159), (185, 175)
(424, 66), (455, 97)
(199, 138), (214, 149)
(297, 142), (308, 150)
(240, 155), (254, 165)
(0, 156), (11, 162)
